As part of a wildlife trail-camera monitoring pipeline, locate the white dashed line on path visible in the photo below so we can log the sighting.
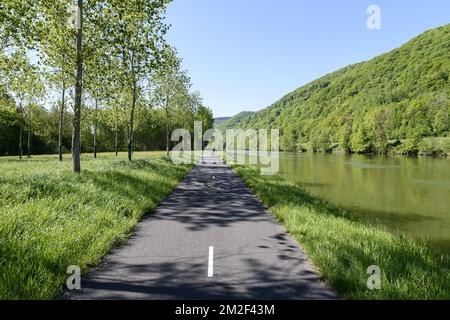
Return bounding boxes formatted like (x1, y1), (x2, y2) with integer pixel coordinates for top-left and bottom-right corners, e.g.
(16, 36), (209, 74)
(208, 246), (214, 277)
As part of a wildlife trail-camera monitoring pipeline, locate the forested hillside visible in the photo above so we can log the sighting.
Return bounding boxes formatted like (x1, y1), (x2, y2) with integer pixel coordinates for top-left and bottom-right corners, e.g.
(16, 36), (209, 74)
(223, 24), (450, 155)
(213, 117), (231, 126)
(216, 111), (254, 130)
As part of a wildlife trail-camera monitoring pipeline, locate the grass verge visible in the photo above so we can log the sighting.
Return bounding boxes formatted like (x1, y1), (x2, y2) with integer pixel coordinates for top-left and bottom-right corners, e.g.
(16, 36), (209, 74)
(233, 165), (450, 299)
(0, 153), (192, 299)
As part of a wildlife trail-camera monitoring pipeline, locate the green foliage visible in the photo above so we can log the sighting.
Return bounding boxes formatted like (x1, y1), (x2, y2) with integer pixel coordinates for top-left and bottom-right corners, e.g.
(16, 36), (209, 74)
(0, 0), (212, 158)
(0, 93), (213, 156)
(0, 0), (41, 52)
(224, 24), (450, 154)
(337, 124), (352, 151)
(401, 132), (423, 155)
(216, 111), (254, 131)
(350, 124), (371, 153)
(418, 137), (450, 156)
(0, 102), (21, 155)
(196, 105), (214, 132)
(280, 126), (298, 151)
(234, 165), (450, 299)
(433, 109), (450, 136)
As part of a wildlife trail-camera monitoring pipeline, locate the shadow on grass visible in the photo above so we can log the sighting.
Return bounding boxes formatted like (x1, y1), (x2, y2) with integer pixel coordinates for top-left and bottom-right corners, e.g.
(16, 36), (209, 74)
(0, 157), (193, 299)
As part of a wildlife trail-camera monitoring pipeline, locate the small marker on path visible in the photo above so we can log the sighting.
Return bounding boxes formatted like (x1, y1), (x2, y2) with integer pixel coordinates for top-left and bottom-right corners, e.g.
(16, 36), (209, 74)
(208, 246), (214, 277)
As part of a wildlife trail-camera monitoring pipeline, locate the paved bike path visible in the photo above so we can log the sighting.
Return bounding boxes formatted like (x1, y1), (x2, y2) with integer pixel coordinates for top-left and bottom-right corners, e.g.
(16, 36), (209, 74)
(64, 157), (338, 299)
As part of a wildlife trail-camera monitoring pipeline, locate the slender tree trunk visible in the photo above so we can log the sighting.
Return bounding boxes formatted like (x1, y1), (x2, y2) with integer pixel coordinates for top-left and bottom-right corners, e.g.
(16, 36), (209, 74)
(115, 110), (119, 157)
(93, 98), (98, 159)
(165, 94), (170, 156)
(19, 122), (23, 159)
(72, 0), (83, 173)
(27, 116), (31, 158)
(165, 120), (170, 156)
(27, 107), (32, 158)
(59, 81), (65, 161)
(127, 80), (137, 161)
(17, 102), (23, 159)
(115, 128), (118, 156)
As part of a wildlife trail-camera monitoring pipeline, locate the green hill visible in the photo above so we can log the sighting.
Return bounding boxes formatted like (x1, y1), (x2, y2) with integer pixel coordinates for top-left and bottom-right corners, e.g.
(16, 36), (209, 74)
(213, 117), (231, 127)
(216, 111), (254, 130)
(224, 24), (450, 155)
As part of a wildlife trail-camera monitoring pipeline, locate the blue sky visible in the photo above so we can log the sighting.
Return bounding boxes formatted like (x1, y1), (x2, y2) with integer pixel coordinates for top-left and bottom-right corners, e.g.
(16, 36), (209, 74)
(165, 0), (450, 118)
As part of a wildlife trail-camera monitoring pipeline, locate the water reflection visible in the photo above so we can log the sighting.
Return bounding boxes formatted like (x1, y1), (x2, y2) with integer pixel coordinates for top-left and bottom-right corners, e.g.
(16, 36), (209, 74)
(243, 151), (450, 252)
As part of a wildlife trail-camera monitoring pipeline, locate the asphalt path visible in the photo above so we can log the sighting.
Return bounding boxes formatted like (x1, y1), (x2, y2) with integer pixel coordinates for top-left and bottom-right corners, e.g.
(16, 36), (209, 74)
(64, 156), (338, 299)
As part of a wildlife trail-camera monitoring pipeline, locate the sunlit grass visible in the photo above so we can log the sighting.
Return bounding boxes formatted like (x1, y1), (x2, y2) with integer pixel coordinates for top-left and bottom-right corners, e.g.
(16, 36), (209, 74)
(0, 151), (167, 161)
(233, 165), (450, 299)
(0, 152), (192, 299)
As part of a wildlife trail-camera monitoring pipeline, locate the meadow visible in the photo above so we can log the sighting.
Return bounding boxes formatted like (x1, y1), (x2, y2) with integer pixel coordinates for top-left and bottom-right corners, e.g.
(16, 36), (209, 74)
(0, 152), (192, 299)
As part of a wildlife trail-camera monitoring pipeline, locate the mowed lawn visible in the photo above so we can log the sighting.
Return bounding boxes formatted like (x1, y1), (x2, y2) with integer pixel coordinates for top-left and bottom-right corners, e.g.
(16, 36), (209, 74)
(0, 152), (192, 299)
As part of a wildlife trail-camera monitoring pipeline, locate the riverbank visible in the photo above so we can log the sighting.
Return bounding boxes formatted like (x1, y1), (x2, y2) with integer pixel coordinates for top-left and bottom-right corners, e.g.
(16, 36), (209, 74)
(233, 165), (450, 299)
(295, 137), (450, 157)
(0, 153), (192, 299)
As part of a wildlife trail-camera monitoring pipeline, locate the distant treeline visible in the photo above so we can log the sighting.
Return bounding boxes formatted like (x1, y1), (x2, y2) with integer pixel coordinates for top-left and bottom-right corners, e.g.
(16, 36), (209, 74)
(218, 24), (450, 156)
(0, 84), (213, 157)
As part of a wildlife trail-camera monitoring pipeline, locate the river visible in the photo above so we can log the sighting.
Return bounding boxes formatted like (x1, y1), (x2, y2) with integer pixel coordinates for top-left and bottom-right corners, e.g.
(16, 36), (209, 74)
(239, 151), (450, 253)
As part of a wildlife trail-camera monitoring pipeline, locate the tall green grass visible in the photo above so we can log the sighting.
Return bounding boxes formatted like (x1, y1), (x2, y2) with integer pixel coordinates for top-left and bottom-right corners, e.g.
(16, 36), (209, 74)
(0, 152), (191, 299)
(233, 165), (450, 299)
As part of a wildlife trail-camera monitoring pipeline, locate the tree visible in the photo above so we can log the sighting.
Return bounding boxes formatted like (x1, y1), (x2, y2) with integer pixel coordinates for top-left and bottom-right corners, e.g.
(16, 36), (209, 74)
(106, 0), (171, 161)
(0, 0), (40, 54)
(154, 46), (190, 155)
(0, 50), (44, 158)
(85, 52), (115, 159)
(351, 123), (371, 153)
(337, 124), (352, 152)
(0, 0), (204, 160)
(281, 126), (297, 151)
(365, 109), (390, 153)
(109, 87), (129, 156)
(40, 0), (101, 171)
(72, 0), (83, 172)
(309, 127), (320, 152)
(433, 110), (449, 136)
(38, 0), (77, 161)
(196, 104), (214, 133)
(0, 86), (20, 156)
(318, 127), (331, 151)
